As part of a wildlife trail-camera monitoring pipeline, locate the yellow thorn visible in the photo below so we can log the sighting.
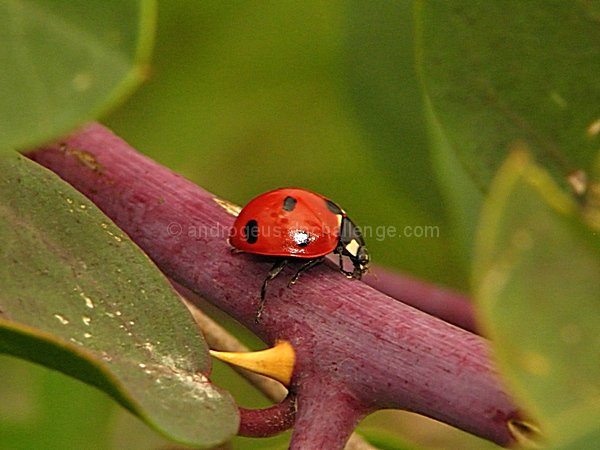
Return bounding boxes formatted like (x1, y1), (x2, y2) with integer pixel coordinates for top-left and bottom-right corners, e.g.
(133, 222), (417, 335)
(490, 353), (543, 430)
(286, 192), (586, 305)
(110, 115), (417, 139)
(507, 418), (543, 448)
(210, 340), (295, 386)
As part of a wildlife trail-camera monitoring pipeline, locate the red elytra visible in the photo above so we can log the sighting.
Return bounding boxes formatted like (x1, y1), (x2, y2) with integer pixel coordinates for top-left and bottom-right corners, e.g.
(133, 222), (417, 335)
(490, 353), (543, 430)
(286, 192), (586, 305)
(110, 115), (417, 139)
(229, 188), (369, 321)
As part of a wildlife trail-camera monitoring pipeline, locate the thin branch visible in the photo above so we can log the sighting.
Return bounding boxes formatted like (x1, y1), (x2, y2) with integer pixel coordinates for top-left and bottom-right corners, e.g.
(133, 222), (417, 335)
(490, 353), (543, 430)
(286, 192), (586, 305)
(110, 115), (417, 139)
(177, 284), (288, 403)
(178, 284), (377, 449)
(289, 380), (369, 450)
(365, 266), (478, 333)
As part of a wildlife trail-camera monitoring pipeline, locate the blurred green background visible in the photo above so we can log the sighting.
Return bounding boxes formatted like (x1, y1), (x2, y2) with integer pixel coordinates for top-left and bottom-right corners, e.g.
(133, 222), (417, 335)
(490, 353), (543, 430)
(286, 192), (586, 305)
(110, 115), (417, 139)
(1, 1), (492, 449)
(104, 0), (463, 289)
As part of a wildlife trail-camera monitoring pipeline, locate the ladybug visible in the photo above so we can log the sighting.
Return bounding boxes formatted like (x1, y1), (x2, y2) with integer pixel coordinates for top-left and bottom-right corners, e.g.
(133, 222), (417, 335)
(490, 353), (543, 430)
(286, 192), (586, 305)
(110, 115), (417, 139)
(229, 188), (369, 320)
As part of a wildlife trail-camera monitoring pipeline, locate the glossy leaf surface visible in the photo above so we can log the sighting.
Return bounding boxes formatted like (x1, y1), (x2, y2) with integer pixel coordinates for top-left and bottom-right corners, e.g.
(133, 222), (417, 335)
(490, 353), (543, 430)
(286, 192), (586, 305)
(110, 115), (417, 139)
(0, 153), (238, 447)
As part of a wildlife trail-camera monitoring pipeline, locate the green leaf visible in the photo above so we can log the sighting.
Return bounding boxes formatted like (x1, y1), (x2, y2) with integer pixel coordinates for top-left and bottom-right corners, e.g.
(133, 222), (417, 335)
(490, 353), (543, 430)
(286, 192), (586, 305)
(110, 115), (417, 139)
(473, 150), (600, 446)
(423, 96), (483, 266)
(0, 0), (156, 152)
(415, 1), (600, 191)
(0, 153), (239, 447)
(341, 1), (470, 284)
(343, 1), (436, 214)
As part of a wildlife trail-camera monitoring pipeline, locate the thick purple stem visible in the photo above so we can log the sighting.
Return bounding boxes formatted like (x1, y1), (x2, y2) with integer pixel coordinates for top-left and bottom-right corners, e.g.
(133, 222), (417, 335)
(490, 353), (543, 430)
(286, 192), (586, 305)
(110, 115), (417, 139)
(28, 124), (520, 448)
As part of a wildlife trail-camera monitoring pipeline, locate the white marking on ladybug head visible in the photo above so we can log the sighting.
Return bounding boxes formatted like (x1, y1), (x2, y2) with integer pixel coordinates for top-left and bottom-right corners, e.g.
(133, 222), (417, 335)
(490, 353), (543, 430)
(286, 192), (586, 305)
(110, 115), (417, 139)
(344, 239), (360, 257)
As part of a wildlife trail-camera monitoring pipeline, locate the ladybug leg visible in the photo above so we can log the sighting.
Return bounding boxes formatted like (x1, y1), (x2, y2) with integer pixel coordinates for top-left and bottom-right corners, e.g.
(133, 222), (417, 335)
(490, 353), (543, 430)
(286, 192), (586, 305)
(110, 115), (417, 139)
(336, 249), (354, 278)
(288, 257), (325, 287)
(257, 259), (289, 322)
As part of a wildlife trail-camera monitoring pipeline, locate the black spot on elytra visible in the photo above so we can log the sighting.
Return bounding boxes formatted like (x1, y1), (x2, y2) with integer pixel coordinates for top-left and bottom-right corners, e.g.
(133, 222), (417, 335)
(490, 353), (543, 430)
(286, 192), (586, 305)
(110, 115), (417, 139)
(325, 199), (343, 215)
(283, 196), (297, 212)
(244, 219), (259, 244)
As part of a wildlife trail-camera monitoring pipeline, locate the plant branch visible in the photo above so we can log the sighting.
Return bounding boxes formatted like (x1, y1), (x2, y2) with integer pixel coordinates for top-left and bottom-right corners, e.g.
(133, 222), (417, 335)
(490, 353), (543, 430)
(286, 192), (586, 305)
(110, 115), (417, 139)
(366, 266), (478, 333)
(28, 123), (522, 449)
(289, 379), (369, 450)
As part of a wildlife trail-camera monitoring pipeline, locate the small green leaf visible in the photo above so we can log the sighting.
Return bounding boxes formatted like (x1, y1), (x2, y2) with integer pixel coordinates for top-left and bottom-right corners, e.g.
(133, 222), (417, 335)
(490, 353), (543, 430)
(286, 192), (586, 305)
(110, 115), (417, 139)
(0, 153), (239, 447)
(415, 1), (600, 191)
(474, 150), (600, 446)
(0, 0), (156, 152)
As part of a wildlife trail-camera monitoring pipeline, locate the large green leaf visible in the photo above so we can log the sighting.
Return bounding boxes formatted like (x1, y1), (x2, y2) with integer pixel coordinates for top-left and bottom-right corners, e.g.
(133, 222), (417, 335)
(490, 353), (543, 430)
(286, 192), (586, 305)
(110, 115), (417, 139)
(416, 1), (600, 192)
(473, 150), (600, 446)
(423, 96), (483, 267)
(336, 1), (473, 283)
(0, 0), (155, 152)
(0, 153), (239, 447)
(343, 1), (437, 216)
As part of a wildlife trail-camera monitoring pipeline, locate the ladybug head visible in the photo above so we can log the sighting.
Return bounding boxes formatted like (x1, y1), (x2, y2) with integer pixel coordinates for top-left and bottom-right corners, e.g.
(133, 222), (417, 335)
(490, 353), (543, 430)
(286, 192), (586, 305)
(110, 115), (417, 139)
(339, 217), (370, 279)
(350, 245), (370, 279)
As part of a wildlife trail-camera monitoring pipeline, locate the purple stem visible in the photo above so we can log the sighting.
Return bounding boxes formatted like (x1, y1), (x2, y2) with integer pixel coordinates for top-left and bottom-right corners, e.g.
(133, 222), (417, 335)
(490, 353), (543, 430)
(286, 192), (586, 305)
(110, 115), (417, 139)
(238, 395), (296, 437)
(366, 266), (478, 333)
(290, 379), (369, 449)
(28, 123), (520, 449)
